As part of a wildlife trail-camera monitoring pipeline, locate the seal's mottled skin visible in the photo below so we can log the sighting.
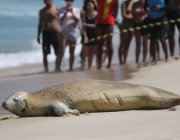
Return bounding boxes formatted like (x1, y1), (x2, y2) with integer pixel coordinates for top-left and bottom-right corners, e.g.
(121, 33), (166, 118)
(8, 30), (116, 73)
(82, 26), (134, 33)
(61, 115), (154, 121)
(2, 80), (180, 117)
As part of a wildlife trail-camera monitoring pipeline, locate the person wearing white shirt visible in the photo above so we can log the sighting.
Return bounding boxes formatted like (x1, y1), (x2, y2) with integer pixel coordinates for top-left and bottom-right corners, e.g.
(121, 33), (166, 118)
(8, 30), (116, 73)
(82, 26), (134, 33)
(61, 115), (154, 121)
(56, 0), (80, 72)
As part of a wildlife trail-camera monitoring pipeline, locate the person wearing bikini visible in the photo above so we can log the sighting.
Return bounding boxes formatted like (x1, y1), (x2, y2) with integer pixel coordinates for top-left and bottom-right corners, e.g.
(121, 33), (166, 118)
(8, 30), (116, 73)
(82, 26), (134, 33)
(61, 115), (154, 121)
(132, 0), (149, 64)
(118, 0), (134, 65)
(81, 0), (98, 70)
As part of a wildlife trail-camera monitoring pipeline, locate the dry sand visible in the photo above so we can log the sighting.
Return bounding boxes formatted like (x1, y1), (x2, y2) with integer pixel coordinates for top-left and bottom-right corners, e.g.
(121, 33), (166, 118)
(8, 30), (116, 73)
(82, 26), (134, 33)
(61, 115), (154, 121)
(1, 53), (180, 139)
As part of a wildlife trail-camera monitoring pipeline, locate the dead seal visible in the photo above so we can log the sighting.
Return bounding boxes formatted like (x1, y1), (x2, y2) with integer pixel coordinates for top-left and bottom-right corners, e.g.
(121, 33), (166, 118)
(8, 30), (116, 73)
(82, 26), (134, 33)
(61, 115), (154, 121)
(2, 80), (180, 117)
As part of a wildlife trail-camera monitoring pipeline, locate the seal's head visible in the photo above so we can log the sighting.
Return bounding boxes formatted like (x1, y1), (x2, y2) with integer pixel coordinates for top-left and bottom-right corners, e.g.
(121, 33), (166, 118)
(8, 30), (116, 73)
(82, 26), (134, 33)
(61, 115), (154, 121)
(2, 92), (29, 117)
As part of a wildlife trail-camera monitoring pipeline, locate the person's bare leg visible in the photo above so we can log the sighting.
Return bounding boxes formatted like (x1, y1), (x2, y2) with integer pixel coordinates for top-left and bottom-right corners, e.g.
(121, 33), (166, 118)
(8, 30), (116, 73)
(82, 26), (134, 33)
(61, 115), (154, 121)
(151, 39), (157, 64)
(105, 25), (114, 69)
(43, 54), (48, 72)
(81, 45), (88, 70)
(88, 45), (96, 69)
(142, 35), (148, 63)
(168, 33), (175, 57)
(69, 41), (76, 71)
(94, 45), (98, 68)
(134, 30), (141, 63)
(96, 26), (104, 69)
(150, 41), (152, 59)
(179, 36), (180, 56)
(160, 37), (168, 62)
(102, 41), (107, 63)
(124, 31), (133, 64)
(118, 32), (127, 65)
(102, 50), (107, 63)
(156, 41), (160, 60)
(56, 33), (64, 71)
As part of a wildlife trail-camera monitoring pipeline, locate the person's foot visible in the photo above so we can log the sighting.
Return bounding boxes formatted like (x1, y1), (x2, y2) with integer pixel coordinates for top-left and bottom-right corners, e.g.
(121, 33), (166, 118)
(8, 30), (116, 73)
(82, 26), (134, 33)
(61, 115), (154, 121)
(120, 62), (124, 65)
(165, 57), (169, 62)
(151, 61), (157, 65)
(67, 68), (73, 72)
(143, 62), (147, 66)
(40, 68), (49, 74)
(81, 67), (85, 71)
(44, 68), (49, 73)
(97, 66), (102, 69)
(53, 68), (62, 73)
(107, 64), (111, 69)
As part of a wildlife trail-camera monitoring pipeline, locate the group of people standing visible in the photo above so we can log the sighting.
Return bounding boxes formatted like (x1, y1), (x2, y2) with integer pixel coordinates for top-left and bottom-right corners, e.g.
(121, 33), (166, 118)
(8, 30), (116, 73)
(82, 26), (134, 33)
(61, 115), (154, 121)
(119, 0), (180, 65)
(38, 0), (118, 72)
(37, 0), (180, 72)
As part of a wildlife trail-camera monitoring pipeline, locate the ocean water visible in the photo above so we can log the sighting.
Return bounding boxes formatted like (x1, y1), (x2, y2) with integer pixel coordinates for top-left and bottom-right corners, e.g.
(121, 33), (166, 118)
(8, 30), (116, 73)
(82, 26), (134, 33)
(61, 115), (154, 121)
(0, 0), (126, 70)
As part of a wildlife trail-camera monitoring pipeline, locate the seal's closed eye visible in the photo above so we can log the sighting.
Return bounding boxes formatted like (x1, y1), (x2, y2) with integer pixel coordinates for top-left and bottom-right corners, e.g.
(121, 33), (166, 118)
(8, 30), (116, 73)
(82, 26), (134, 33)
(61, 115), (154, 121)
(13, 98), (19, 102)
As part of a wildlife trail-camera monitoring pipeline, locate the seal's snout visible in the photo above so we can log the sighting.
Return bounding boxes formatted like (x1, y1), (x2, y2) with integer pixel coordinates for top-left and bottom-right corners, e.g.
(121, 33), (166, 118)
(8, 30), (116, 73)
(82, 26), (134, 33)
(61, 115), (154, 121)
(2, 102), (6, 108)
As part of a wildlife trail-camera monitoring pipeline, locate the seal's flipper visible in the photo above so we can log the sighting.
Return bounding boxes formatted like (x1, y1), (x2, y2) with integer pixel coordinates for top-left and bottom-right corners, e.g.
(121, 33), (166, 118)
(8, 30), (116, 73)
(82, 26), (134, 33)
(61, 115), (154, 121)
(69, 109), (80, 115)
(53, 102), (80, 116)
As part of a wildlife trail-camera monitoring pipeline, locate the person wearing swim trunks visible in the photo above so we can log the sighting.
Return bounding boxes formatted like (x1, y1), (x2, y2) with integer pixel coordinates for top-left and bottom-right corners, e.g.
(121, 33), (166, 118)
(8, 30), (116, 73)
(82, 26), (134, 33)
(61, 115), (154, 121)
(154, 0), (180, 58)
(96, 0), (119, 69)
(56, 0), (81, 71)
(37, 0), (59, 72)
(145, 0), (169, 64)
(81, 0), (98, 70)
(167, 0), (180, 57)
(118, 0), (134, 65)
(132, 0), (149, 64)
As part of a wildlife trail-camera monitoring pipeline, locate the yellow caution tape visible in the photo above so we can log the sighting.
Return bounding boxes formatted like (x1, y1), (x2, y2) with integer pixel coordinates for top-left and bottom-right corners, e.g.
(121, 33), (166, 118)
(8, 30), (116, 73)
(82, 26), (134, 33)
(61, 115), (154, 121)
(71, 18), (180, 47)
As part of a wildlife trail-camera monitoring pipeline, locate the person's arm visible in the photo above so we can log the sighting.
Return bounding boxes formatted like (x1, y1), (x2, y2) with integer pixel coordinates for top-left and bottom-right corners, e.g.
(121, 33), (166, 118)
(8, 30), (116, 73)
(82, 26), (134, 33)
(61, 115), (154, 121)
(121, 2), (132, 19)
(83, 11), (97, 29)
(132, 3), (136, 21)
(81, 11), (88, 42)
(37, 10), (43, 44)
(113, 0), (119, 18)
(144, 0), (150, 12)
(70, 8), (79, 23)
(59, 9), (68, 22)
(152, 5), (171, 12)
(83, 23), (96, 28)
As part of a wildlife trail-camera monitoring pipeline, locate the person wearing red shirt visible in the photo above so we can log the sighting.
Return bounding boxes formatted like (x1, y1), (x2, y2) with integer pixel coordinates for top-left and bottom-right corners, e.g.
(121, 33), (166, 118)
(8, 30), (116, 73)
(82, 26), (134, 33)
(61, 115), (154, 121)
(96, 0), (119, 69)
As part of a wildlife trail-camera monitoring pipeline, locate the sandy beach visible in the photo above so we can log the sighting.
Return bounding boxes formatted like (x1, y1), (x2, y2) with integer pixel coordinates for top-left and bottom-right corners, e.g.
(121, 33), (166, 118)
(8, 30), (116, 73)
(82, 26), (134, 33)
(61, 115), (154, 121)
(1, 42), (180, 140)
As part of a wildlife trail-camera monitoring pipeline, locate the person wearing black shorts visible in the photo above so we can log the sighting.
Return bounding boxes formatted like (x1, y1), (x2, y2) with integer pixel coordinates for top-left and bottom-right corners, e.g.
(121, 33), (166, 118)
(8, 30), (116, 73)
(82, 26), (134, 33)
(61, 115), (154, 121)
(145, 0), (169, 64)
(37, 0), (59, 72)
(152, 0), (180, 58)
(165, 0), (180, 57)
(42, 30), (59, 56)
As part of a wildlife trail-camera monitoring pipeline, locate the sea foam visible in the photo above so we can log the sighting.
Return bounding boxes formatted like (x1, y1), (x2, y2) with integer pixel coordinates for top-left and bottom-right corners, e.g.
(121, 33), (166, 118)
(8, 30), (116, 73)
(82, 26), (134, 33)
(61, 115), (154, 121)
(0, 39), (82, 69)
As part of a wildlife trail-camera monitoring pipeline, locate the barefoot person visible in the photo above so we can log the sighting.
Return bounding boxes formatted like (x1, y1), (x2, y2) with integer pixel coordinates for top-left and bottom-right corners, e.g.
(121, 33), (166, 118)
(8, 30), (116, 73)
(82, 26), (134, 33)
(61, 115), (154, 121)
(132, 0), (148, 64)
(96, 0), (119, 69)
(56, 0), (81, 71)
(118, 0), (134, 65)
(37, 0), (59, 72)
(145, 0), (169, 64)
(81, 0), (98, 70)
(159, 0), (180, 58)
